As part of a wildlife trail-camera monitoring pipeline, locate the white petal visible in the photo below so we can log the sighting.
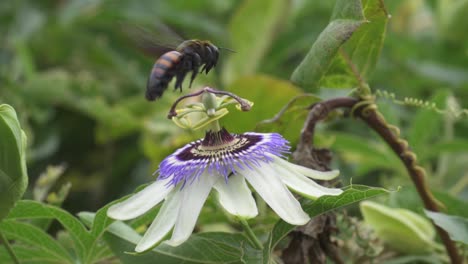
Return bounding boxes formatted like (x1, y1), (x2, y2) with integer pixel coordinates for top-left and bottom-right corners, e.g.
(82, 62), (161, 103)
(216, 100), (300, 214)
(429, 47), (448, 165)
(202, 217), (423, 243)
(107, 177), (174, 220)
(165, 173), (218, 246)
(214, 173), (258, 218)
(241, 162), (310, 225)
(270, 155), (340, 180)
(271, 163), (343, 199)
(135, 190), (181, 252)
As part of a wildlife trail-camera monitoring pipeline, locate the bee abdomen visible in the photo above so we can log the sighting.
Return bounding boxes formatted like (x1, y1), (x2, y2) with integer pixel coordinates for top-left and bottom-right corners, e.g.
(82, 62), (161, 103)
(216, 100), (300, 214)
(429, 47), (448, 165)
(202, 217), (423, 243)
(146, 51), (183, 101)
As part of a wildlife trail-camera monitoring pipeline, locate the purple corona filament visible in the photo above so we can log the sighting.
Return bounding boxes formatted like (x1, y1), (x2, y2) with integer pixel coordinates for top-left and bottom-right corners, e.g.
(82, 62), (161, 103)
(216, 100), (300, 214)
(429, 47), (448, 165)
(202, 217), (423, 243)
(158, 128), (290, 186)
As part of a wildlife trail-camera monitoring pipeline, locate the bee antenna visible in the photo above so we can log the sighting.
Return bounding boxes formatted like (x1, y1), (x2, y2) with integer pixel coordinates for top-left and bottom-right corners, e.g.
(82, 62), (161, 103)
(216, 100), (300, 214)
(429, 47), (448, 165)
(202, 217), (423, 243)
(218, 47), (236, 53)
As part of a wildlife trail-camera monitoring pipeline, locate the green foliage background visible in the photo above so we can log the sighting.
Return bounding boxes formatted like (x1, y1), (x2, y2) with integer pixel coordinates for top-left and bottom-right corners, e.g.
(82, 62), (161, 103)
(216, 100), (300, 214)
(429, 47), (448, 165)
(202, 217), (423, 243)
(0, 0), (467, 263)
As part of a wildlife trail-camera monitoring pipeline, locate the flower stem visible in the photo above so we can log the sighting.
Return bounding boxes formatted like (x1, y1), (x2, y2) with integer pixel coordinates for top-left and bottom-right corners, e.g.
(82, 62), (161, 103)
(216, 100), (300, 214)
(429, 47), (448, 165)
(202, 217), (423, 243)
(239, 219), (263, 250)
(0, 230), (20, 264)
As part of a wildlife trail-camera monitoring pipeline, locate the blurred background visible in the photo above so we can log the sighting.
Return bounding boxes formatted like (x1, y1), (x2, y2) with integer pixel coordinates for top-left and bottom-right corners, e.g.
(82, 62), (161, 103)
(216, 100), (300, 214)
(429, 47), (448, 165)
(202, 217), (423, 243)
(0, 0), (467, 233)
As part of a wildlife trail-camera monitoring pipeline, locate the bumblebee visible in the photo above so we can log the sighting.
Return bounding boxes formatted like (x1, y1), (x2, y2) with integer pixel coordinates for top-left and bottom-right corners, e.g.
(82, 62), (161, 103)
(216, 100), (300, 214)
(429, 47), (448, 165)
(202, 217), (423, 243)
(146, 40), (219, 101)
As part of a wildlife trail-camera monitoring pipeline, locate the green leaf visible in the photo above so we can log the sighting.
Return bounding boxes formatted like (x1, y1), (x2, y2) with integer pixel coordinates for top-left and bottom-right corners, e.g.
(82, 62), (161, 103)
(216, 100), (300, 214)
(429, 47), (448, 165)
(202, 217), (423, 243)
(316, 55), (359, 88)
(74, 97), (142, 143)
(77, 205), (116, 263)
(6, 200), (93, 262)
(265, 185), (388, 255)
(433, 191), (468, 218)
(388, 186), (468, 218)
(381, 255), (444, 264)
(93, 216), (263, 264)
(254, 94), (321, 144)
(20, 70), (146, 143)
(420, 138), (468, 161)
(222, 75), (304, 137)
(342, 0), (390, 79)
(0, 220), (74, 263)
(408, 90), (449, 155)
(8, 202), (116, 264)
(0, 244), (70, 264)
(261, 2), (336, 79)
(424, 210), (468, 244)
(0, 104), (28, 221)
(360, 201), (439, 254)
(222, 0), (290, 85)
(77, 202), (115, 239)
(90, 207), (114, 238)
(331, 132), (403, 176)
(291, 0), (389, 89)
(291, 0), (365, 89)
(438, 0), (468, 43)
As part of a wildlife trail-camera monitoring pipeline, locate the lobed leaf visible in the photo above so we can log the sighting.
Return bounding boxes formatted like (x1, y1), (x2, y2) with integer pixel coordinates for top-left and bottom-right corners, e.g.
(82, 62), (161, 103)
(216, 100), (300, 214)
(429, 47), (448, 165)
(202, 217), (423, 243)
(0, 244), (69, 264)
(77, 205), (116, 263)
(0, 220), (74, 263)
(6, 200), (93, 262)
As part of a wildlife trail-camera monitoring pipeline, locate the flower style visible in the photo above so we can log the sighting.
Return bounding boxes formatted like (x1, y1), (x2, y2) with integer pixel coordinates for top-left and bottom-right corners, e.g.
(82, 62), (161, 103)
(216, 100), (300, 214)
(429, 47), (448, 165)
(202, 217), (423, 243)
(107, 128), (343, 252)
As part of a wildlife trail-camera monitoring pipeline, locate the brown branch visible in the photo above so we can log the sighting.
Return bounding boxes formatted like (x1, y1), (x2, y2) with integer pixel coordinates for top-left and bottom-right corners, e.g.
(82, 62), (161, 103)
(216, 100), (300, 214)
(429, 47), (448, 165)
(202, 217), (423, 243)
(282, 99), (355, 264)
(301, 97), (462, 264)
(300, 97), (358, 147)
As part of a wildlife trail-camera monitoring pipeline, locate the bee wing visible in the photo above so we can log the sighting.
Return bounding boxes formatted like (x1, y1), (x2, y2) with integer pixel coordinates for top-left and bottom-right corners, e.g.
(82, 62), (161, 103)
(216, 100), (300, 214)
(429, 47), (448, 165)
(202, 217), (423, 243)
(120, 20), (185, 56)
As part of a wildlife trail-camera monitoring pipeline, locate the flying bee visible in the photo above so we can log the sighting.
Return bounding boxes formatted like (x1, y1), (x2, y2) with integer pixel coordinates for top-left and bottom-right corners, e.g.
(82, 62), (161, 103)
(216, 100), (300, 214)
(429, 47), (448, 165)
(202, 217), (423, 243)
(146, 39), (219, 101)
(121, 22), (228, 101)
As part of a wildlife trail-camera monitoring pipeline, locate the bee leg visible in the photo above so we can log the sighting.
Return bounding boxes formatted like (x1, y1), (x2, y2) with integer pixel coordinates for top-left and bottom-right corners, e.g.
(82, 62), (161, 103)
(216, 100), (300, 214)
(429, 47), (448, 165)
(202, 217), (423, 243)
(201, 45), (212, 74)
(212, 45), (219, 66)
(203, 45), (213, 74)
(189, 53), (201, 88)
(204, 45), (218, 74)
(175, 70), (188, 92)
(173, 56), (192, 91)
